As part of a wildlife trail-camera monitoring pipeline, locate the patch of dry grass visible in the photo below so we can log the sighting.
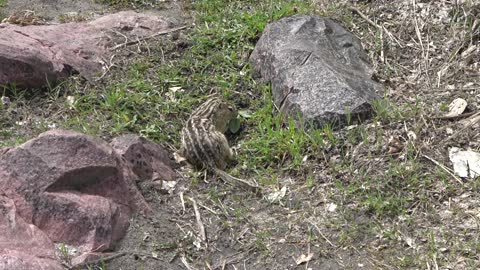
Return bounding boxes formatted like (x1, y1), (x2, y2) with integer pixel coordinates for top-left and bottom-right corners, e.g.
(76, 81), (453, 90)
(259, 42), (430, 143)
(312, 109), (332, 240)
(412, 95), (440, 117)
(313, 0), (480, 268)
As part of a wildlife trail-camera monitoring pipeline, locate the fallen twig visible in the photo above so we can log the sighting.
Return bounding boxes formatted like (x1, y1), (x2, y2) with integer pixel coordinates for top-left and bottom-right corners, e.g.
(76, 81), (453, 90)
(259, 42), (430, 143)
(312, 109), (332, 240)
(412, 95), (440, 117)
(307, 220), (337, 248)
(68, 250), (162, 270)
(96, 54), (117, 80)
(347, 6), (402, 47)
(181, 255), (199, 270)
(429, 111), (477, 120)
(68, 252), (127, 269)
(422, 154), (463, 185)
(459, 111), (480, 127)
(211, 248), (255, 270)
(180, 191), (186, 213)
(110, 25), (189, 50)
(347, 6), (379, 29)
(441, 112), (480, 144)
(187, 196), (207, 244)
(213, 168), (261, 192)
(198, 201), (219, 215)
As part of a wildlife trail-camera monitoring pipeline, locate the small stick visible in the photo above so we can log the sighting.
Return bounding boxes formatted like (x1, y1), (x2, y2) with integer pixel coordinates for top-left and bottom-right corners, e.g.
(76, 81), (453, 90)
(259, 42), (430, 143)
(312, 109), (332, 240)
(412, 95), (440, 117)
(187, 196), (207, 243)
(110, 25), (188, 50)
(213, 168), (260, 192)
(429, 111), (476, 120)
(307, 220), (337, 248)
(180, 191), (186, 213)
(460, 111), (480, 127)
(69, 252), (127, 269)
(198, 202), (219, 215)
(347, 7), (379, 29)
(211, 249), (254, 270)
(96, 54), (117, 80)
(380, 26), (385, 63)
(422, 154), (463, 185)
(69, 251), (162, 270)
(441, 112), (480, 143)
(348, 6), (401, 47)
(181, 255), (199, 270)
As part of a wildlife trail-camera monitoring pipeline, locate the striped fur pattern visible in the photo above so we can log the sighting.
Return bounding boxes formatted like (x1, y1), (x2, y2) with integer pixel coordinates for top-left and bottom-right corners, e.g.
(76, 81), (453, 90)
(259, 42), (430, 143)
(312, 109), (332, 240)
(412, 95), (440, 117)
(181, 97), (237, 170)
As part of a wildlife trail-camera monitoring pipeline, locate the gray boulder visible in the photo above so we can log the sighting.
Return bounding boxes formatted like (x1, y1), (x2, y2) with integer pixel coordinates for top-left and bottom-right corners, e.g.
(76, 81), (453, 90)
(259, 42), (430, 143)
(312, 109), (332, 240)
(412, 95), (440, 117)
(250, 15), (382, 128)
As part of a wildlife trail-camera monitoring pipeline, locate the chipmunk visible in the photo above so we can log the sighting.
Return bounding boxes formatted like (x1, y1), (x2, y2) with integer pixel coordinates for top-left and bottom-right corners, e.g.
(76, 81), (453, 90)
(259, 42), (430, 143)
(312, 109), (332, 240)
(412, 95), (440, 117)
(180, 97), (258, 190)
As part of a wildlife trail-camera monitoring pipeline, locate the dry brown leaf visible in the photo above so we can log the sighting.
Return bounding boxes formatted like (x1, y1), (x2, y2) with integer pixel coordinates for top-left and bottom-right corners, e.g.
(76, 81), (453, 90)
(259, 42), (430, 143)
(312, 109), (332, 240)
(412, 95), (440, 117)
(174, 151), (187, 163)
(295, 252), (314, 265)
(445, 98), (467, 117)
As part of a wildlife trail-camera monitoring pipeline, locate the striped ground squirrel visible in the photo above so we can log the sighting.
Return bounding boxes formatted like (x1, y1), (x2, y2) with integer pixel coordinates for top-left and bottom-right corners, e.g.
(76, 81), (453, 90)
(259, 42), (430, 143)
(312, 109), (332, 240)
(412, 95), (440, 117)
(180, 97), (258, 190)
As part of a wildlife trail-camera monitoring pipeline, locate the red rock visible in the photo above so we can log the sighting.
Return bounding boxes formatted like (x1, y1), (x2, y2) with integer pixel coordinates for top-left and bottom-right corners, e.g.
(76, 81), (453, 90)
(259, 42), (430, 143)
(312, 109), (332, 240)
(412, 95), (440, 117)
(111, 134), (178, 182)
(36, 192), (129, 250)
(0, 195), (63, 270)
(0, 11), (175, 88)
(0, 129), (151, 266)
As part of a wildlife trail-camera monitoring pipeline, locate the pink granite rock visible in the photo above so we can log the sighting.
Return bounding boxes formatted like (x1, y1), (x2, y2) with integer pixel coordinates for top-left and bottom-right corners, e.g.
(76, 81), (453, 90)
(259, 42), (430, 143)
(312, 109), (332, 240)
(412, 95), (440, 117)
(0, 11), (175, 88)
(111, 134), (178, 182)
(0, 195), (63, 270)
(0, 129), (152, 267)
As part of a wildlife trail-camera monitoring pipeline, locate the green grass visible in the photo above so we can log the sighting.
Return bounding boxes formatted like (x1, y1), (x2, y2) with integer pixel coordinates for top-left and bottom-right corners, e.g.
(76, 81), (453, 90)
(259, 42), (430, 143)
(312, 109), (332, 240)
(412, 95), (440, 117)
(0, 0), (323, 169)
(0, 0), (448, 204)
(0, 0), (6, 22)
(101, 0), (318, 174)
(0, 0), (332, 174)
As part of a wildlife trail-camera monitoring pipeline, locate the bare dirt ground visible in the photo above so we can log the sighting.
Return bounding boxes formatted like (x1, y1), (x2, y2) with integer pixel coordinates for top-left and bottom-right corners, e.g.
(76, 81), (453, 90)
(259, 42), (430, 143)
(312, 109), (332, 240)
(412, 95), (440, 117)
(1, 0), (186, 24)
(1, 0), (480, 269)
(2, 0), (105, 21)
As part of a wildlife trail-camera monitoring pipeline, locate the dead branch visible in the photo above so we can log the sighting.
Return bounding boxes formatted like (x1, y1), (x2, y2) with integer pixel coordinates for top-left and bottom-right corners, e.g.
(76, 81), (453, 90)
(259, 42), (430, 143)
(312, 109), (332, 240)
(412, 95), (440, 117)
(348, 6), (402, 47)
(68, 250), (162, 270)
(110, 25), (188, 50)
(441, 112), (480, 144)
(213, 168), (261, 192)
(187, 196), (207, 244)
(307, 219), (337, 248)
(422, 154), (463, 185)
(429, 111), (477, 120)
(181, 255), (199, 270)
(211, 248), (255, 270)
